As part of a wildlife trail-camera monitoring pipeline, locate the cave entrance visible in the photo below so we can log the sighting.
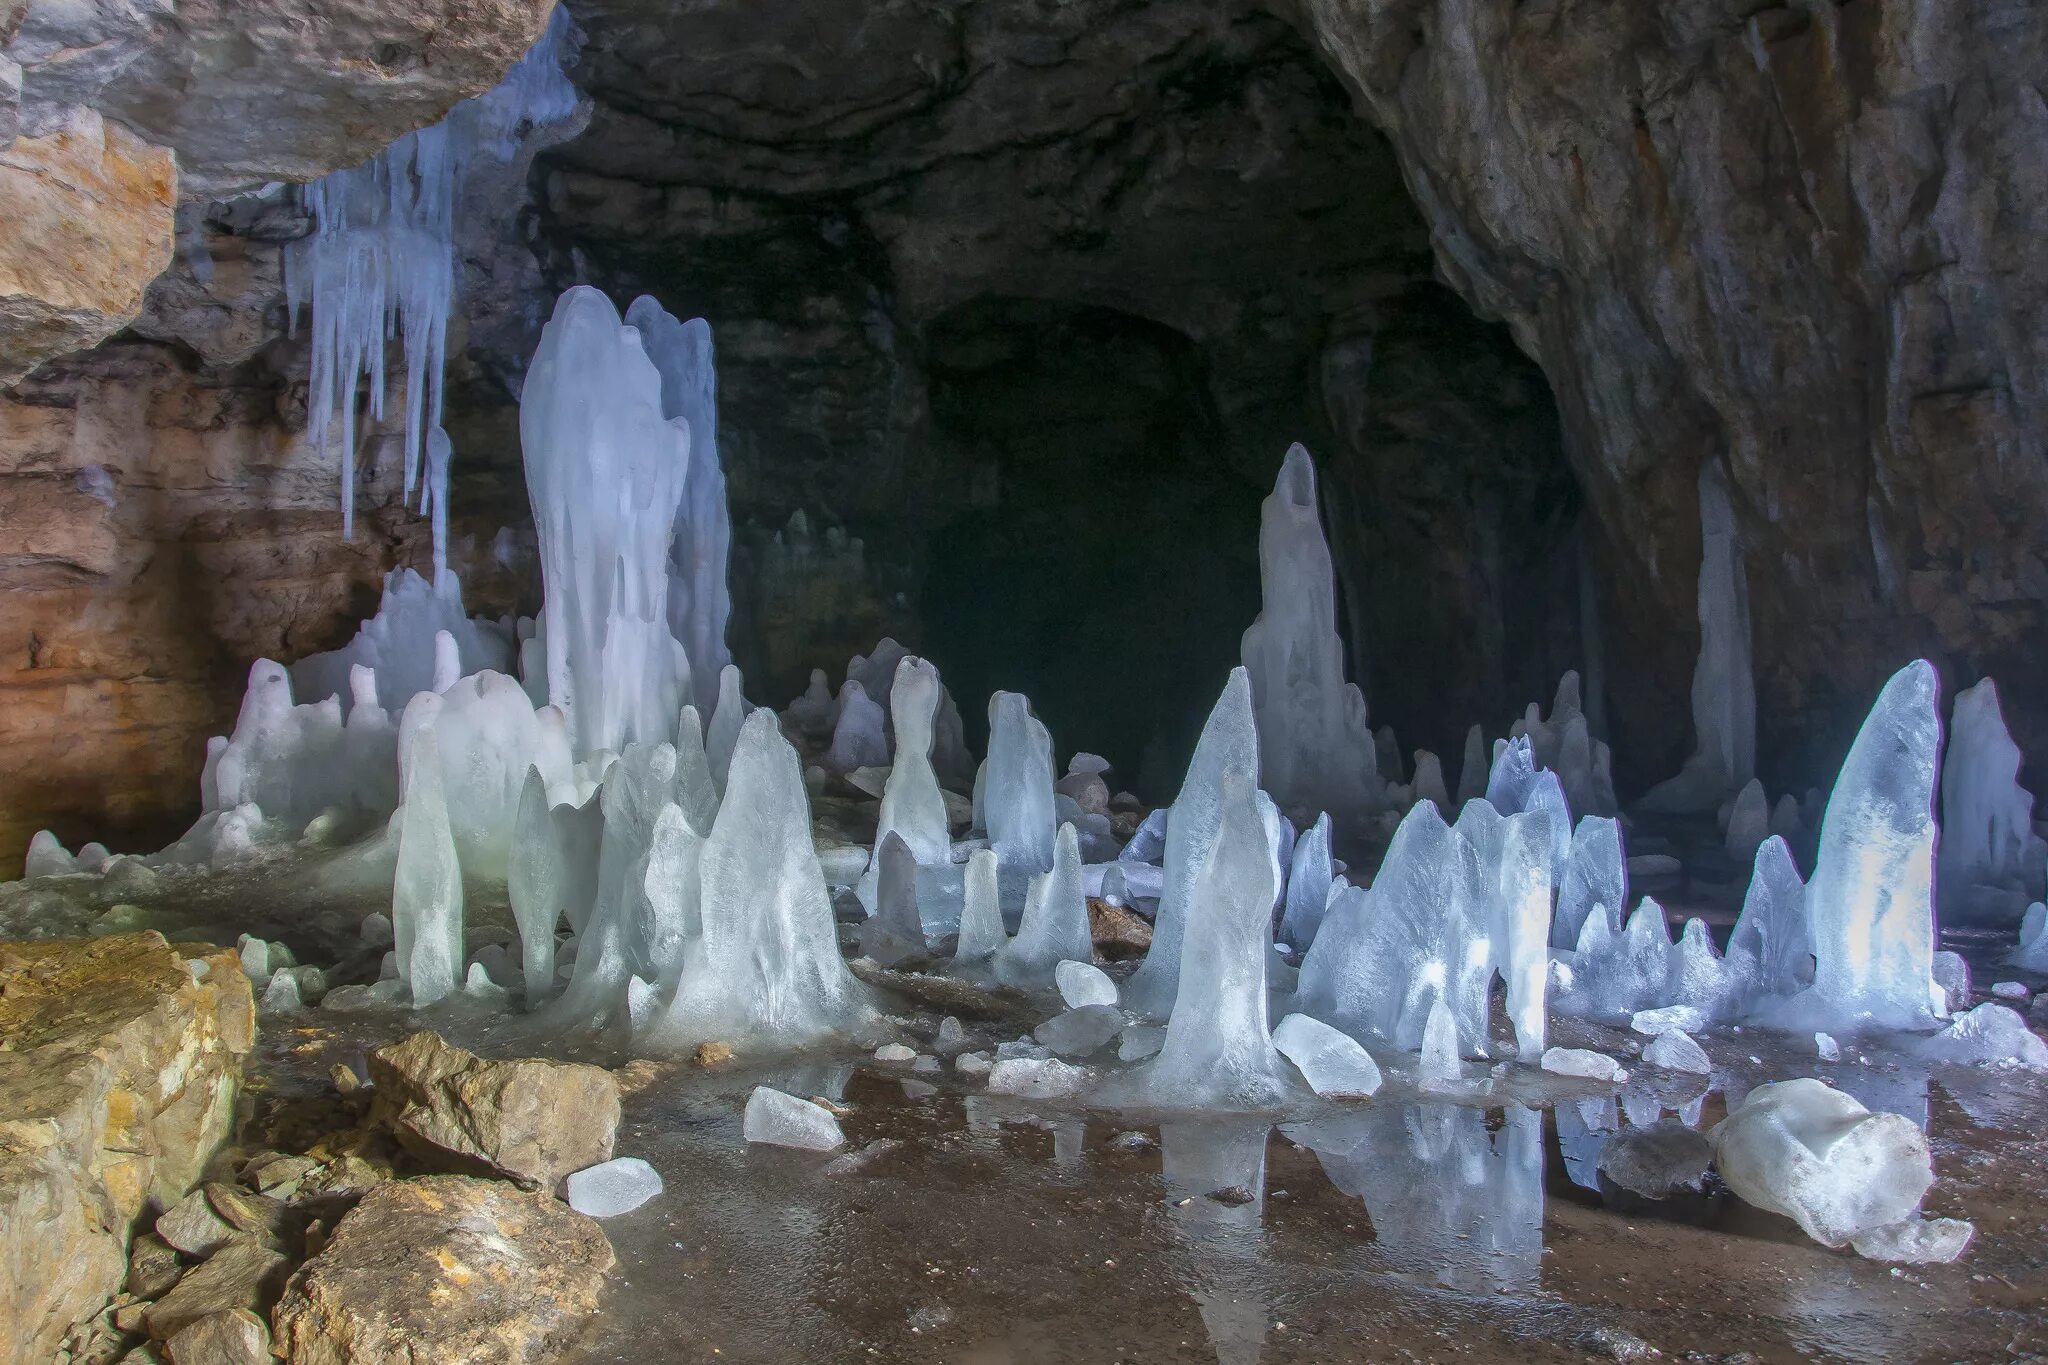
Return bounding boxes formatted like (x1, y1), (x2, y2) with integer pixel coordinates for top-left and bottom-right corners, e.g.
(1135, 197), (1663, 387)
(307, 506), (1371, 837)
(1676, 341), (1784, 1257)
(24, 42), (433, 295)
(919, 299), (1263, 800)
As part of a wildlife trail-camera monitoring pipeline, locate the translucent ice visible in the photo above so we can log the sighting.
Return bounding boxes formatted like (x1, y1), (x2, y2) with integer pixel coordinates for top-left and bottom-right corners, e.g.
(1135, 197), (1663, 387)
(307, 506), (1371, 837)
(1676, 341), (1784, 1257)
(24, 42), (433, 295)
(290, 569), (514, 722)
(1940, 678), (2041, 916)
(566, 1157), (664, 1217)
(1708, 1078), (1933, 1248)
(1849, 1216), (1974, 1265)
(1272, 1013), (1382, 1098)
(1136, 771), (1297, 1110)
(1642, 1030), (1711, 1075)
(2012, 902), (2048, 970)
(857, 658), (952, 912)
(1540, 1048), (1628, 1083)
(396, 671), (576, 880)
(1056, 959), (1119, 1009)
(983, 692), (1056, 876)
(1553, 816), (1625, 950)
(986, 1056), (1087, 1099)
(1915, 1003), (2048, 1070)
(1239, 445), (1379, 819)
(704, 664), (748, 794)
(824, 682), (889, 774)
(1727, 835), (1812, 1006)
(787, 670), (839, 738)
(392, 725), (464, 1007)
(857, 833), (927, 967)
(1629, 1004), (1706, 1036)
(1556, 898), (1674, 1023)
(1033, 1005), (1123, 1058)
(743, 1087), (845, 1151)
(1723, 778), (1769, 863)
(996, 824), (1091, 986)
(1277, 812), (1333, 951)
(952, 849), (1007, 964)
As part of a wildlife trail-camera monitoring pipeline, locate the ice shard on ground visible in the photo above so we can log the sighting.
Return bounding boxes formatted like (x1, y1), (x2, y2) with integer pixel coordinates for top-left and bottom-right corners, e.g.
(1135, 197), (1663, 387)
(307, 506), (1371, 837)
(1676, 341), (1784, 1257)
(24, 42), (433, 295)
(1709, 1078), (1934, 1249)
(1239, 445), (1379, 821)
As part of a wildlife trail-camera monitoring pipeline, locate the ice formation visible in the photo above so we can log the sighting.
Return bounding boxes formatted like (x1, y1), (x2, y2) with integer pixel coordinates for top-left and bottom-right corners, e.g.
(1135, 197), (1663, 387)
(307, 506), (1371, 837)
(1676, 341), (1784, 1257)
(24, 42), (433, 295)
(1725, 835), (1812, 1005)
(1134, 771), (1297, 1110)
(1642, 1029), (1711, 1075)
(566, 1157), (664, 1217)
(823, 682), (888, 774)
(1708, 1078), (1934, 1250)
(1939, 678), (2041, 916)
(857, 658), (952, 911)
(1916, 1003), (2048, 1070)
(857, 833), (926, 966)
(1723, 778), (1769, 863)
(787, 670), (838, 738)
(2012, 902), (2048, 970)
(702, 664), (750, 795)
(1056, 959), (1119, 1009)
(392, 726), (464, 1006)
(1124, 669), (1260, 1019)
(288, 7), (580, 535)
(522, 286), (691, 758)
(639, 711), (876, 1052)
(1540, 1048), (1628, 1083)
(396, 671), (576, 880)
(995, 824), (1091, 986)
(981, 691), (1056, 875)
(291, 570), (514, 717)
(952, 849), (1007, 965)
(624, 295), (733, 716)
(1553, 815), (1625, 950)
(1507, 673), (1618, 818)
(1239, 445), (1379, 820)
(1277, 812), (1333, 951)
(1641, 460), (1755, 812)
(1271, 1013), (1382, 1098)
(743, 1087), (846, 1151)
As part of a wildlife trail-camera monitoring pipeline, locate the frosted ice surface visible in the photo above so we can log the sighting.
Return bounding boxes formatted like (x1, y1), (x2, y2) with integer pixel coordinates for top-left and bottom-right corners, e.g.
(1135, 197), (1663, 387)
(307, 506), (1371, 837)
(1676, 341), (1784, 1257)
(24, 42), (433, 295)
(637, 801), (707, 986)
(1727, 835), (1812, 1006)
(1033, 1005), (1123, 1058)
(1119, 807), (1168, 864)
(393, 725), (464, 1007)
(1271, 1013), (1382, 1097)
(1630, 1004), (1706, 1036)
(1668, 917), (1739, 1020)
(1915, 1003), (2048, 1070)
(1557, 897), (1675, 1023)
(1240, 445), (1379, 819)
(1709, 1078), (1933, 1247)
(1554, 816), (1625, 950)
(704, 664), (748, 794)
(625, 296), (732, 717)
(1642, 1029), (1711, 1074)
(983, 691), (1056, 875)
(2013, 902), (2048, 970)
(566, 1157), (664, 1218)
(1940, 678), (2040, 915)
(857, 833), (926, 967)
(986, 1056), (1086, 1099)
(522, 287), (690, 759)
(953, 849), (1007, 964)
(1724, 779), (1769, 863)
(996, 824), (1090, 986)
(292, 570), (514, 720)
(858, 657), (952, 912)
(787, 669), (838, 738)
(1850, 1216), (1974, 1264)
(1137, 771), (1295, 1109)
(824, 682), (889, 774)
(1789, 661), (1944, 1030)
(1640, 461), (1755, 812)
(1417, 994), (1463, 1089)
(1056, 959), (1119, 1009)
(1277, 812), (1333, 951)
(24, 830), (77, 879)
(1540, 1048), (1628, 1083)
(1125, 668), (1258, 1019)
(743, 1087), (846, 1151)
(1814, 1032), (1840, 1061)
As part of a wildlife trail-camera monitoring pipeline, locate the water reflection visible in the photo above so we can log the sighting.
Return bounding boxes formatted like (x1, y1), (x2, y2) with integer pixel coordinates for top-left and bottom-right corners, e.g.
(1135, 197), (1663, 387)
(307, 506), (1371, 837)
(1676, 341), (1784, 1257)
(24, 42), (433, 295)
(1159, 1119), (1273, 1365)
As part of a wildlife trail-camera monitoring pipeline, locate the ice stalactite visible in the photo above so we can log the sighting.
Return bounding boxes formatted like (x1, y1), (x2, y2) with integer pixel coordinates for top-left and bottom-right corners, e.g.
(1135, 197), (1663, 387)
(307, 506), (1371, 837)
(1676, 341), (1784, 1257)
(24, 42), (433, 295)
(1940, 678), (2042, 918)
(626, 295), (733, 717)
(522, 286), (692, 758)
(1641, 460), (1755, 813)
(1240, 445), (1380, 823)
(858, 657), (952, 912)
(1125, 668), (1260, 1019)
(287, 5), (580, 536)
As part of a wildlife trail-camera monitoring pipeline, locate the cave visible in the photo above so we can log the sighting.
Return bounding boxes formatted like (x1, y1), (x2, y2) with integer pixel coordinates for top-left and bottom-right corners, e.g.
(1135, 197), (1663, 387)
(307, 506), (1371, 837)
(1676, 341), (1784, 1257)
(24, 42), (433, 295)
(2, 1), (2046, 1361)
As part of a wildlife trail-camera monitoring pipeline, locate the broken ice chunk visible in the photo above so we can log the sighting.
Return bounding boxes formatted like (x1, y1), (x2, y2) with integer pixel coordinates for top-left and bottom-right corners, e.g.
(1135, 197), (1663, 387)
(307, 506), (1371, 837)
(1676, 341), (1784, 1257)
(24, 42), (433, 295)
(1641, 1030), (1711, 1075)
(1540, 1048), (1629, 1084)
(954, 1051), (993, 1076)
(1990, 980), (2029, 1000)
(1033, 1005), (1124, 1058)
(1117, 1025), (1166, 1062)
(1849, 1216), (1974, 1265)
(743, 1087), (846, 1151)
(874, 1043), (916, 1064)
(1915, 1003), (2048, 1070)
(1814, 1032), (1840, 1062)
(261, 972), (304, 1013)
(566, 1157), (664, 1217)
(1271, 1013), (1382, 1098)
(1056, 960), (1118, 1009)
(1708, 1078), (1933, 1247)
(986, 1057), (1086, 1099)
(1630, 1004), (1707, 1037)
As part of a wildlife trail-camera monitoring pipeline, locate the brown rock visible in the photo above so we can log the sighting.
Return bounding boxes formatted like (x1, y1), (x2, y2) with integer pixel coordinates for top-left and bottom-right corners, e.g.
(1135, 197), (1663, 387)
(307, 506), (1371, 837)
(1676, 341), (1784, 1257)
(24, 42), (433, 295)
(1088, 899), (1154, 961)
(0, 110), (176, 386)
(162, 1308), (269, 1365)
(155, 1186), (241, 1259)
(693, 1040), (735, 1069)
(367, 1031), (620, 1191)
(141, 1237), (290, 1341)
(125, 1232), (185, 1300)
(0, 933), (251, 1362)
(270, 1175), (614, 1365)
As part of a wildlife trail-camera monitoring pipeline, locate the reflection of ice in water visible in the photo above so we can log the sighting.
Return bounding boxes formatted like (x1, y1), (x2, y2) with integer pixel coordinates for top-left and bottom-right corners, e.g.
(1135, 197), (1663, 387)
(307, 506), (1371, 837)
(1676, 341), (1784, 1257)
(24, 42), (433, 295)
(1286, 1102), (1544, 1295)
(774, 1061), (855, 1103)
(1832, 1059), (1931, 1131)
(1159, 1119), (1273, 1365)
(959, 1097), (1088, 1173)
(1556, 1097), (1618, 1191)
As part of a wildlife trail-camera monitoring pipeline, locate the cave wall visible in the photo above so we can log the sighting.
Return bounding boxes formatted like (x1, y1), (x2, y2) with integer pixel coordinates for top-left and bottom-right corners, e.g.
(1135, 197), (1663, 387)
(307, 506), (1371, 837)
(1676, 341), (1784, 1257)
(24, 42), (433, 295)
(1295, 0), (2048, 789)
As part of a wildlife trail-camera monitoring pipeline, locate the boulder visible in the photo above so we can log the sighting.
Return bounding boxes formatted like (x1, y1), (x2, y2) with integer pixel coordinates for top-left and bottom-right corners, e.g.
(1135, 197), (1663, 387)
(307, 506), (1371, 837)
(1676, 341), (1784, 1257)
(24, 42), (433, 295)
(141, 1236), (291, 1340)
(367, 1031), (620, 1191)
(163, 1307), (270, 1365)
(271, 1175), (613, 1365)
(0, 933), (251, 1362)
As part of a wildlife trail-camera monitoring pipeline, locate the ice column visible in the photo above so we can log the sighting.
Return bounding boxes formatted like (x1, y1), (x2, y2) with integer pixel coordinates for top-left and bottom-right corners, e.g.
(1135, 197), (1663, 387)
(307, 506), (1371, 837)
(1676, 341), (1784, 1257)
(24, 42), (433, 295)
(1940, 678), (2040, 915)
(983, 691), (1056, 875)
(521, 286), (691, 757)
(393, 725), (464, 1006)
(1239, 445), (1379, 820)
(858, 657), (952, 911)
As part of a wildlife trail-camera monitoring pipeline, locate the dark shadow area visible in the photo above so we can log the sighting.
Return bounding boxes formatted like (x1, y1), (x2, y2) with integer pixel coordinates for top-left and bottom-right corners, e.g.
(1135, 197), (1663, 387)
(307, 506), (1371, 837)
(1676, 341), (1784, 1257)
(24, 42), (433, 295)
(919, 300), (1264, 799)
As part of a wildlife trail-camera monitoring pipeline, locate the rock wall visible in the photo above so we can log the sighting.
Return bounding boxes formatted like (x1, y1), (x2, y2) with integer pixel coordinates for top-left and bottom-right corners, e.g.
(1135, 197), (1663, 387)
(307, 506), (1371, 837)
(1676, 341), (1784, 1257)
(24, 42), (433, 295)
(0, 931), (253, 1362)
(1296, 0), (2048, 785)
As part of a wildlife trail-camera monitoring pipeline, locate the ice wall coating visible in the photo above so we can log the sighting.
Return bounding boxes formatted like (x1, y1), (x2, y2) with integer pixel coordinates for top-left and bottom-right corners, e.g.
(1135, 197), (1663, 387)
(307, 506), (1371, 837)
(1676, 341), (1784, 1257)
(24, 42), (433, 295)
(287, 6), (580, 535)
(521, 286), (692, 757)
(1641, 461), (1755, 812)
(625, 295), (734, 716)
(1940, 678), (2040, 914)
(1240, 445), (1379, 820)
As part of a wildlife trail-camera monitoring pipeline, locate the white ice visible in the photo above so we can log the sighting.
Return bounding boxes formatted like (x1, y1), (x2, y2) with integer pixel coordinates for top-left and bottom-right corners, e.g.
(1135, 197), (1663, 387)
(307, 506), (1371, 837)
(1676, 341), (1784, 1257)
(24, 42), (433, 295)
(1277, 812), (1333, 951)
(1940, 677), (2041, 916)
(982, 691), (1056, 876)
(1553, 815), (1625, 950)
(392, 723), (464, 1006)
(857, 657), (952, 912)
(742, 1087), (845, 1151)
(1056, 959), (1119, 1009)
(824, 682), (889, 774)
(1915, 1003), (2048, 1070)
(995, 824), (1091, 987)
(1540, 1048), (1628, 1083)
(1271, 1013), (1382, 1098)
(1708, 1078), (1934, 1249)
(566, 1157), (664, 1217)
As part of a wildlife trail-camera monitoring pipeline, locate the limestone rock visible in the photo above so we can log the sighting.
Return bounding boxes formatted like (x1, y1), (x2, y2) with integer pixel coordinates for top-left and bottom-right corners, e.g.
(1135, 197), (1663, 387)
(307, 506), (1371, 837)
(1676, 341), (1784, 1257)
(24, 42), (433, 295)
(271, 1175), (614, 1365)
(161, 1307), (269, 1365)
(367, 1031), (620, 1192)
(141, 1236), (290, 1340)
(0, 933), (250, 1363)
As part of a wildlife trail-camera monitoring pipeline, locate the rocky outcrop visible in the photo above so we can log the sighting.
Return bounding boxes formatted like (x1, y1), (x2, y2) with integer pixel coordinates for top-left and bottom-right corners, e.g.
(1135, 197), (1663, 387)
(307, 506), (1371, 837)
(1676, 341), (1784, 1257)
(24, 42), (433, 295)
(0, 931), (252, 1362)
(1296, 0), (2048, 782)
(271, 1174), (613, 1365)
(366, 1031), (621, 1191)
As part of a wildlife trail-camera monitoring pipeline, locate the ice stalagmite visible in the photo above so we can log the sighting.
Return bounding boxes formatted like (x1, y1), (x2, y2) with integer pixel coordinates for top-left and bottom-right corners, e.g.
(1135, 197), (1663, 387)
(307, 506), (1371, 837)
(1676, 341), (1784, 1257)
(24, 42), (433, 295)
(1455, 725), (1488, 807)
(291, 569), (514, 717)
(787, 670), (838, 738)
(953, 848), (1007, 964)
(704, 664), (748, 794)
(1239, 445), (1378, 821)
(508, 769), (565, 1001)
(858, 657), (952, 912)
(1126, 668), (1260, 1019)
(1137, 771), (1297, 1109)
(545, 741), (678, 1031)
(396, 672), (576, 881)
(1781, 660), (1945, 1030)
(521, 286), (691, 758)
(824, 682), (888, 774)
(1553, 816), (1625, 950)
(1940, 678), (2040, 917)
(638, 802), (707, 987)
(643, 711), (875, 1052)
(997, 824), (1091, 986)
(983, 691), (1056, 875)
(1727, 835), (1812, 1006)
(393, 726), (464, 1006)
(858, 833), (927, 966)
(625, 296), (732, 717)
(1483, 735), (1571, 874)
(1460, 803), (1555, 1059)
(1278, 812), (1334, 951)
(1641, 461), (1755, 812)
